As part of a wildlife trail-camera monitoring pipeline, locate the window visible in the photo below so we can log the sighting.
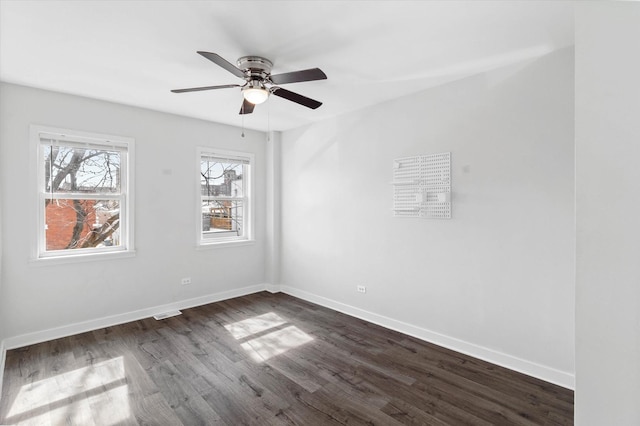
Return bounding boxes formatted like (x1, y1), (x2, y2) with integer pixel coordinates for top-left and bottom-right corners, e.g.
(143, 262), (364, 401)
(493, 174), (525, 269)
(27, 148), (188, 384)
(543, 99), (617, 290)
(33, 125), (134, 260)
(198, 148), (253, 245)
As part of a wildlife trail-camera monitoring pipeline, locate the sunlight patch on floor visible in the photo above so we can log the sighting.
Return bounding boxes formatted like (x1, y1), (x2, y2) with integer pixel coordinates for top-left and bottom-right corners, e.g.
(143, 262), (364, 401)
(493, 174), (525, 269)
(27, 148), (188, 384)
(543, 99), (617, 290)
(225, 312), (314, 362)
(6, 356), (131, 426)
(241, 325), (314, 362)
(224, 312), (287, 339)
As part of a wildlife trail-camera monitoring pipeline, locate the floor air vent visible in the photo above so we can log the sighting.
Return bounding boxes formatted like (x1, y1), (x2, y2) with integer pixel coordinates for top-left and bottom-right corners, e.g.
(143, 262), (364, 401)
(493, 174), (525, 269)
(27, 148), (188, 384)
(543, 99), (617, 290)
(153, 310), (182, 320)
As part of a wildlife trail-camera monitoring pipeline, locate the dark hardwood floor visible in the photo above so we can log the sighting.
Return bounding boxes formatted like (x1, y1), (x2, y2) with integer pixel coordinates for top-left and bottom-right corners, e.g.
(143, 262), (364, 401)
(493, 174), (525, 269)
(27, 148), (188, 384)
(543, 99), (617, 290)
(0, 292), (573, 425)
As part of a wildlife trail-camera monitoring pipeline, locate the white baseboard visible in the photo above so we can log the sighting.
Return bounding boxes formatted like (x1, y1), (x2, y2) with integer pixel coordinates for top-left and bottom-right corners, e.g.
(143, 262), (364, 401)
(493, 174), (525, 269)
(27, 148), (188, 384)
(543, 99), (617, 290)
(265, 283), (281, 294)
(3, 283), (268, 351)
(278, 285), (575, 390)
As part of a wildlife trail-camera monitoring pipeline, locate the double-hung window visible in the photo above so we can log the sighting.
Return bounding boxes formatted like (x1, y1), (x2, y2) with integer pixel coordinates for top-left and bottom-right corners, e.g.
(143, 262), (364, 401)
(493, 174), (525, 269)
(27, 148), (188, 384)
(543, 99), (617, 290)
(34, 125), (134, 260)
(198, 148), (253, 245)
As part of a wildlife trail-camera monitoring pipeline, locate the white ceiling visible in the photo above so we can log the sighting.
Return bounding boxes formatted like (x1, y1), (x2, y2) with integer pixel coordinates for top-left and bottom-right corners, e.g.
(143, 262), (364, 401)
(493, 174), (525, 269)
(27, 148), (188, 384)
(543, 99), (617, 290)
(0, 1), (574, 132)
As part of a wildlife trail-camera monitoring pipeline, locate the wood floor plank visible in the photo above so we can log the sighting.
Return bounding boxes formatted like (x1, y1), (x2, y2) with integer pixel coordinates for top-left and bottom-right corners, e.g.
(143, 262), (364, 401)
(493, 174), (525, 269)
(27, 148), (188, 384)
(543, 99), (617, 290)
(411, 379), (540, 426)
(1, 292), (574, 425)
(293, 344), (393, 409)
(147, 359), (225, 425)
(372, 344), (543, 419)
(393, 336), (573, 409)
(382, 342), (573, 420)
(198, 357), (296, 426)
(265, 353), (327, 393)
(134, 392), (185, 426)
(381, 398), (450, 426)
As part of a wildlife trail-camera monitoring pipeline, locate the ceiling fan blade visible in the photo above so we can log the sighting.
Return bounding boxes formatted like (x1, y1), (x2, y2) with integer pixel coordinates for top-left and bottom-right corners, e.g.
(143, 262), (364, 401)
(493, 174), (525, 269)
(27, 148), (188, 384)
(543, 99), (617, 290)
(270, 68), (327, 85)
(272, 87), (322, 109)
(171, 84), (241, 93)
(239, 99), (255, 115)
(197, 51), (246, 79)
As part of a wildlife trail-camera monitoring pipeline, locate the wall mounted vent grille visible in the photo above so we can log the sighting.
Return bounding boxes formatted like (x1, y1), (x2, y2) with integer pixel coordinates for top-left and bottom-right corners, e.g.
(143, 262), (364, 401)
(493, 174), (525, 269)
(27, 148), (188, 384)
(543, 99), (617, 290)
(392, 152), (451, 219)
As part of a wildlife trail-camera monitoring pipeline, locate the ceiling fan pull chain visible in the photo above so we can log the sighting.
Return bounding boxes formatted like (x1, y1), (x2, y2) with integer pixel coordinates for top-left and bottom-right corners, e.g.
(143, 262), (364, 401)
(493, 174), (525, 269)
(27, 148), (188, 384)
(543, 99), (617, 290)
(241, 115), (245, 138)
(241, 94), (245, 137)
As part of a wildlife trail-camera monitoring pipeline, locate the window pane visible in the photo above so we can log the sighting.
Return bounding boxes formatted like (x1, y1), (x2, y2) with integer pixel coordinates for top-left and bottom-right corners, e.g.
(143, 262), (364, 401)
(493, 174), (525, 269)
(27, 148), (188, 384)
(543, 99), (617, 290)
(200, 160), (244, 198)
(45, 199), (121, 251)
(202, 200), (244, 239)
(43, 145), (121, 194)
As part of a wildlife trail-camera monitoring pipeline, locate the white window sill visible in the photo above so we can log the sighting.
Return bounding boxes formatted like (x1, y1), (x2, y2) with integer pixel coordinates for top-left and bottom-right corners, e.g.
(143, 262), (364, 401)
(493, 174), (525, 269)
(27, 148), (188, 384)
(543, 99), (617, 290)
(197, 239), (255, 250)
(30, 250), (136, 266)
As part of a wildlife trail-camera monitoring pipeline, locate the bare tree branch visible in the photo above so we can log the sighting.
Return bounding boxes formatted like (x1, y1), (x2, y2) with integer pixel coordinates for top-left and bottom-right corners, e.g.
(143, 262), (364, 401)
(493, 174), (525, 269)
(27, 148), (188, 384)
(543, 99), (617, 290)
(80, 213), (120, 248)
(45, 146), (122, 249)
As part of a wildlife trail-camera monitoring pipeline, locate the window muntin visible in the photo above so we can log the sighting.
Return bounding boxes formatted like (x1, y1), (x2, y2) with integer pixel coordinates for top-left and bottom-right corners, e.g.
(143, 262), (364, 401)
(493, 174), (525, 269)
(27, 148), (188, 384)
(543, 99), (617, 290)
(199, 149), (253, 244)
(35, 127), (133, 259)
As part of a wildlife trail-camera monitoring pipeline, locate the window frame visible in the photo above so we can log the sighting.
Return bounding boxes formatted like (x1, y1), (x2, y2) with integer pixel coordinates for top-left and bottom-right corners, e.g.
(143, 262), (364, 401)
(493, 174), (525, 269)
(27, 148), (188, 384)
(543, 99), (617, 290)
(197, 147), (254, 247)
(31, 125), (135, 262)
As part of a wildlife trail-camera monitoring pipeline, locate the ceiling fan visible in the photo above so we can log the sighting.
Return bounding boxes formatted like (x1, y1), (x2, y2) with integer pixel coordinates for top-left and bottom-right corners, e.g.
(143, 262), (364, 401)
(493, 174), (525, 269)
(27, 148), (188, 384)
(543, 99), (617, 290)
(171, 52), (327, 115)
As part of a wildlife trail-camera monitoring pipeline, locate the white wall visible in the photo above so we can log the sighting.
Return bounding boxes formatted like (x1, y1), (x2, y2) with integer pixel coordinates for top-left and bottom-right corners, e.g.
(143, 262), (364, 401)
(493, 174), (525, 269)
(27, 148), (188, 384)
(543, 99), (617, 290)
(0, 89), (5, 391)
(280, 48), (575, 387)
(265, 131), (282, 290)
(575, 2), (640, 424)
(0, 83), (267, 346)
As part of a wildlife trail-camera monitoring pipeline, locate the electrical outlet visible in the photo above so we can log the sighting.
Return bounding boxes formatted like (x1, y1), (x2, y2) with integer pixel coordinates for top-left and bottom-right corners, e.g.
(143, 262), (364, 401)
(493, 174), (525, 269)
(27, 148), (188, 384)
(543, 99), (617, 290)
(357, 285), (366, 293)
(181, 277), (192, 285)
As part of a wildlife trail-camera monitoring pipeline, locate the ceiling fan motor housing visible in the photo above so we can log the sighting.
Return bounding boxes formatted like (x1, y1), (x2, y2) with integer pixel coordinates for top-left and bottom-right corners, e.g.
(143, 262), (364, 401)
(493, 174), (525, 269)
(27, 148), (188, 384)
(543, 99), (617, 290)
(236, 56), (273, 79)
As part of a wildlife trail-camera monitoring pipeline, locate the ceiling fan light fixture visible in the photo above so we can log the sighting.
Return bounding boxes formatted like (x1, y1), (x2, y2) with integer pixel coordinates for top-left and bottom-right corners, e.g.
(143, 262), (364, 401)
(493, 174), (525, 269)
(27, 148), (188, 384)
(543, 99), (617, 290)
(243, 85), (269, 105)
